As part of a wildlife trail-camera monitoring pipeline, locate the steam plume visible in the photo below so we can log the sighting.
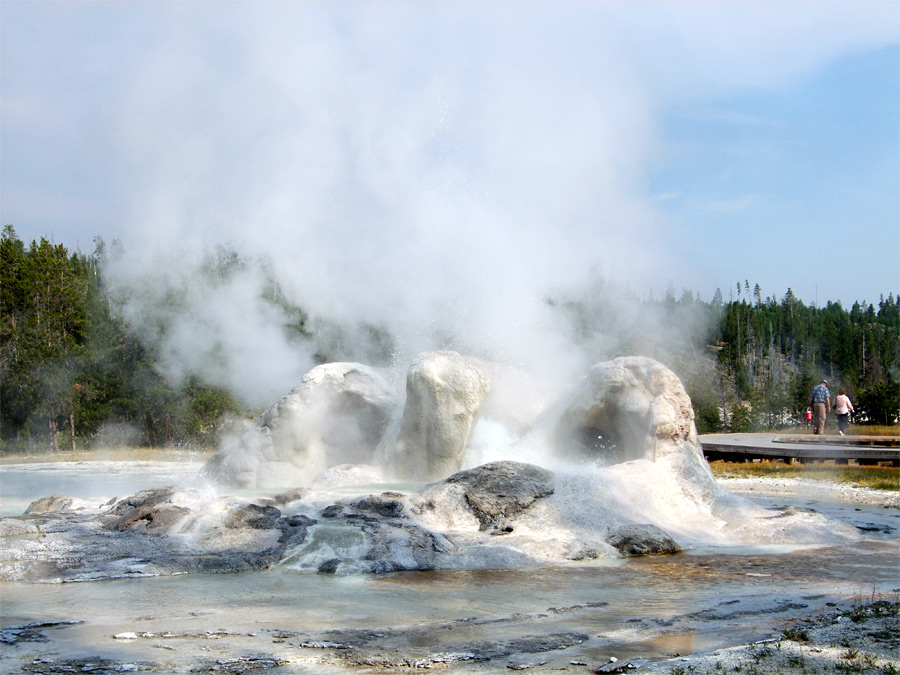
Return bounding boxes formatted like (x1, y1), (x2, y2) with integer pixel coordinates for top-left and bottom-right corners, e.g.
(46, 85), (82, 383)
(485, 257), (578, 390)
(88, 2), (895, 404)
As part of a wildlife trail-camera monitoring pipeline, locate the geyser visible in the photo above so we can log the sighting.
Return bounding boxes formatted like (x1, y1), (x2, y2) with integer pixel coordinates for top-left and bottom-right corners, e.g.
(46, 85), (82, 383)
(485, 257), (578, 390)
(202, 352), (711, 493)
(0, 353), (862, 583)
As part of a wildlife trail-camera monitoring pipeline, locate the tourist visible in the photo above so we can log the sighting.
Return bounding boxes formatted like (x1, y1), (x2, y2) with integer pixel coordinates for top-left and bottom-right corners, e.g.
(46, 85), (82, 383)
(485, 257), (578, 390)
(833, 387), (855, 436)
(808, 379), (831, 435)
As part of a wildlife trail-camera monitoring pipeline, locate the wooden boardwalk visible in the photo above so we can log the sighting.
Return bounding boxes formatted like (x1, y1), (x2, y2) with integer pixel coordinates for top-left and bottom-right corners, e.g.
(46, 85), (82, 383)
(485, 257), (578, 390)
(699, 433), (900, 466)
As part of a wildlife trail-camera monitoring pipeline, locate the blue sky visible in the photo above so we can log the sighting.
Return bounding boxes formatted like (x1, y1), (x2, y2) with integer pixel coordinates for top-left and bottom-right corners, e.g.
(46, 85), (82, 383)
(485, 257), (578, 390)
(651, 45), (899, 306)
(1, 1), (898, 317)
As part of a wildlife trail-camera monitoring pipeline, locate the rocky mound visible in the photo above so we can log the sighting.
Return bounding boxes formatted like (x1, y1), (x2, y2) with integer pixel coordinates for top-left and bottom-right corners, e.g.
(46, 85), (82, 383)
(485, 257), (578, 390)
(202, 362), (397, 488)
(379, 350), (491, 481)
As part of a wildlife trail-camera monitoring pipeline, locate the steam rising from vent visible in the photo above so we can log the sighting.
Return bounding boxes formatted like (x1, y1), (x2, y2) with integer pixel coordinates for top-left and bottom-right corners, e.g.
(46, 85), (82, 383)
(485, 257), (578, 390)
(203, 363), (398, 488)
(96, 3), (669, 406)
(76, 2), (895, 409)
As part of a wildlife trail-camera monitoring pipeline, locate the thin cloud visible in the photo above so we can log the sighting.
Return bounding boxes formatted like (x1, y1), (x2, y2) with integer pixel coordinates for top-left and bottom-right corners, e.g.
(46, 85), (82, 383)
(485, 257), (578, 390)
(676, 107), (785, 129)
(706, 194), (764, 214)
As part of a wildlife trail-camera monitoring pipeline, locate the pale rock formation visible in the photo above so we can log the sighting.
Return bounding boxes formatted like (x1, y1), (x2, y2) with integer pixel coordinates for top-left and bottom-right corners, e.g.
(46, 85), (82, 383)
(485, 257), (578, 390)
(381, 351), (491, 482)
(553, 356), (698, 464)
(546, 356), (717, 507)
(202, 363), (397, 488)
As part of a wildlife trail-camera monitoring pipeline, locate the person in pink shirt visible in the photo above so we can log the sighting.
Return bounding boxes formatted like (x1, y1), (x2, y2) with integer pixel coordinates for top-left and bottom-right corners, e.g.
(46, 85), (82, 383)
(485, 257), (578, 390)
(833, 387), (855, 436)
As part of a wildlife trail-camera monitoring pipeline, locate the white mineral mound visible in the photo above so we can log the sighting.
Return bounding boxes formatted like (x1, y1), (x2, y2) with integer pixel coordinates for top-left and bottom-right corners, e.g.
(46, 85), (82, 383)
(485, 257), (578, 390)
(203, 362), (397, 487)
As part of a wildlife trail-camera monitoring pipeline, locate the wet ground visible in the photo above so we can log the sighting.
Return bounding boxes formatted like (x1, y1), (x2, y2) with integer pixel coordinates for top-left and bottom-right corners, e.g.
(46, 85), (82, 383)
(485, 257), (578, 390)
(1, 463), (898, 674)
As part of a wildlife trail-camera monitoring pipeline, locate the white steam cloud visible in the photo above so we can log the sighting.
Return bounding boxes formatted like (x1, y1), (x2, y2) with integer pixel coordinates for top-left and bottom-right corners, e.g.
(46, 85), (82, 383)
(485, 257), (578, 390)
(90, 2), (895, 406)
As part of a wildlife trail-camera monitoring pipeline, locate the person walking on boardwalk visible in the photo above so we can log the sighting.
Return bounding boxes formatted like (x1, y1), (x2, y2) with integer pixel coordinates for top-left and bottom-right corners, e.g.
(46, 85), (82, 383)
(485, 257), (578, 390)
(833, 387), (855, 436)
(808, 379), (831, 435)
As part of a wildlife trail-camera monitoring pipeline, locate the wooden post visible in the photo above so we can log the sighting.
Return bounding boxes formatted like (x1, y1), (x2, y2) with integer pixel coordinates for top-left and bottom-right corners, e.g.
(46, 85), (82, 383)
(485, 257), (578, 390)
(70, 412), (76, 452)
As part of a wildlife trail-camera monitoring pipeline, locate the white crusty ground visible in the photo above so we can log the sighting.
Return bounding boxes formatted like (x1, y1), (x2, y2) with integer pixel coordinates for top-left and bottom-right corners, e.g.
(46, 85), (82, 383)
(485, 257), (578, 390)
(639, 476), (900, 675)
(718, 475), (900, 506)
(638, 601), (900, 675)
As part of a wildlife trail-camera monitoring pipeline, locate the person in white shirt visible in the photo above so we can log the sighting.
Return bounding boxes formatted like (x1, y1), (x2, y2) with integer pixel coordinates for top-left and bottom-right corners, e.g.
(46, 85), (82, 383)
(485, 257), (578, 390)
(833, 387), (855, 436)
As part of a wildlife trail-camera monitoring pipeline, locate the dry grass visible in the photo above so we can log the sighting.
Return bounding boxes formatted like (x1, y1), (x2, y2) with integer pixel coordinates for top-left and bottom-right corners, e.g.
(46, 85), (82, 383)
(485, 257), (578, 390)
(0, 446), (216, 465)
(708, 460), (900, 491)
(788, 424), (900, 437)
(845, 425), (900, 437)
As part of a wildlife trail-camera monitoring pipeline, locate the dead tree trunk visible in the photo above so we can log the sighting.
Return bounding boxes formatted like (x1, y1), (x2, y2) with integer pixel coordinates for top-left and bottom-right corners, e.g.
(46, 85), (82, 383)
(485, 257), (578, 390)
(49, 419), (59, 453)
(165, 413), (173, 449)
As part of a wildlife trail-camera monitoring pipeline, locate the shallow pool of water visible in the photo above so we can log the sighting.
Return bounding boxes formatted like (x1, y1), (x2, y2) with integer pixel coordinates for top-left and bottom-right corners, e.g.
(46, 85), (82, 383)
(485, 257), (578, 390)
(0, 461), (207, 517)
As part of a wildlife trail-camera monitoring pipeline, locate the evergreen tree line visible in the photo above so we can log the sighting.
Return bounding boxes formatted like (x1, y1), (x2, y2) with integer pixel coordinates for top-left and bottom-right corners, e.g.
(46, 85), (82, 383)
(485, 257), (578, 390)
(551, 278), (899, 434)
(1, 226), (242, 453)
(1, 226), (898, 453)
(703, 283), (899, 432)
